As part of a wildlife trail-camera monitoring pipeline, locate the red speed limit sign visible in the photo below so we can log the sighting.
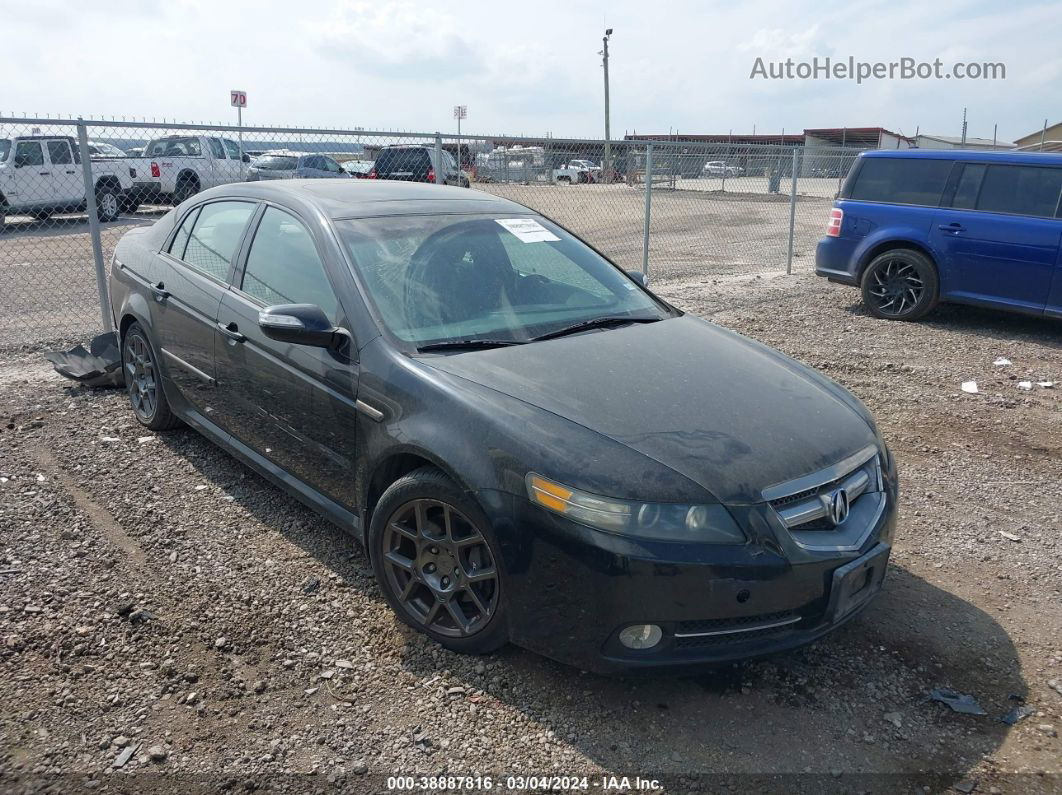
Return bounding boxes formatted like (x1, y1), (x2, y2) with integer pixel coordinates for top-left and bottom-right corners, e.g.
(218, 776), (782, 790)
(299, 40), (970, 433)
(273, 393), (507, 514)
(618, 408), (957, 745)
(230, 90), (248, 108)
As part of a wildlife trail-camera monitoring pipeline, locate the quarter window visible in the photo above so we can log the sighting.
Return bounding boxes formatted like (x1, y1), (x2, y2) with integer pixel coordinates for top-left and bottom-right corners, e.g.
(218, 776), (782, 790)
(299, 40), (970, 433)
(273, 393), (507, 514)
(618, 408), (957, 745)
(241, 207), (339, 321)
(46, 140), (73, 165)
(975, 165), (1062, 218)
(848, 158), (953, 206)
(180, 201), (256, 280)
(168, 206), (201, 259)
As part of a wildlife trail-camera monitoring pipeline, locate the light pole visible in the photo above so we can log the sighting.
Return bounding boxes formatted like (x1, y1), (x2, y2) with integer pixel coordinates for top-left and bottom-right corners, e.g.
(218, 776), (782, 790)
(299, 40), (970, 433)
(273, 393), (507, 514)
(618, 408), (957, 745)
(453, 105), (467, 178)
(601, 28), (613, 182)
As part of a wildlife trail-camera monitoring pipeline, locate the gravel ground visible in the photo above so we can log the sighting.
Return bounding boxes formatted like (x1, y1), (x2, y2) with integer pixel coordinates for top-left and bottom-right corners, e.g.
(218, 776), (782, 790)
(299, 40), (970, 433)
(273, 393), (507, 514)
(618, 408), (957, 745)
(1, 272), (1060, 794)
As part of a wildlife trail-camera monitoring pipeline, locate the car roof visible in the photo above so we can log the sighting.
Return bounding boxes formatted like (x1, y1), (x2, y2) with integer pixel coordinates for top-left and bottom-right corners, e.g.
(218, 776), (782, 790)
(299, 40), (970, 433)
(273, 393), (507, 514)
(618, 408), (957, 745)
(860, 149), (1062, 166)
(190, 179), (535, 220)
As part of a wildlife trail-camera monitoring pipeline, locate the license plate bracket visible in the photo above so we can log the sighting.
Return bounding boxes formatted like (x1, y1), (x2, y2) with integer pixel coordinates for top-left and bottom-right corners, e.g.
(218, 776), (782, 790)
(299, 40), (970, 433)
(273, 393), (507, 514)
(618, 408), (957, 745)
(826, 543), (890, 623)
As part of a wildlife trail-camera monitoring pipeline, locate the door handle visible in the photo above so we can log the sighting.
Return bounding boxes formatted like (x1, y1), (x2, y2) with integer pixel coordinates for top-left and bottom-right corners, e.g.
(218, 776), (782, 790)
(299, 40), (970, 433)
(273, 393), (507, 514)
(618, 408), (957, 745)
(149, 281), (169, 302)
(38, 171), (50, 176)
(65, 170), (76, 175)
(217, 321), (246, 343)
(938, 223), (965, 233)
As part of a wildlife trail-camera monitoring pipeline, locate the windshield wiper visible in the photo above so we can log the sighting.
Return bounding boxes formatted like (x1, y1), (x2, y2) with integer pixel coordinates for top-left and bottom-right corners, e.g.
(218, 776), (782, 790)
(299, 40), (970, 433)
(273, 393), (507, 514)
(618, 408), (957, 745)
(416, 339), (527, 353)
(529, 315), (662, 343)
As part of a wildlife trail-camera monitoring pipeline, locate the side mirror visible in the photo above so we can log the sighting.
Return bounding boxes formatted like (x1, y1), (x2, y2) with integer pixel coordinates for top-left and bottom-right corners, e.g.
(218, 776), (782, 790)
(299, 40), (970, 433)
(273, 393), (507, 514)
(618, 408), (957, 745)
(242, 153), (251, 163)
(258, 304), (336, 347)
(13, 156), (28, 168)
(626, 270), (649, 289)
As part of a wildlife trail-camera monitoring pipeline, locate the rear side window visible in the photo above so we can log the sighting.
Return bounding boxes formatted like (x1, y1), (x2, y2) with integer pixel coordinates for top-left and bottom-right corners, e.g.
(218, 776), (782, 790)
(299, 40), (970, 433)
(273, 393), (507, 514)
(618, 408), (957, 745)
(975, 165), (1062, 218)
(46, 140), (73, 165)
(950, 163), (987, 209)
(180, 201), (256, 281)
(241, 207), (339, 321)
(256, 155), (297, 170)
(849, 158), (953, 206)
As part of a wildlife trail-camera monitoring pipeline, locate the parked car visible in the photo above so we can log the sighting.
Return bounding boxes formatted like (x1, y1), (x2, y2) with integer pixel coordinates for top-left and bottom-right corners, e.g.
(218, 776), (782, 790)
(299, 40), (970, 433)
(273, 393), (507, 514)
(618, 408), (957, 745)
(87, 141), (128, 159)
(247, 151), (350, 181)
(124, 134), (250, 205)
(552, 162), (593, 184)
(703, 161), (743, 177)
(567, 158), (601, 176)
(341, 159), (374, 178)
(108, 179), (896, 673)
(0, 135), (141, 227)
(369, 145), (467, 187)
(816, 150), (1062, 321)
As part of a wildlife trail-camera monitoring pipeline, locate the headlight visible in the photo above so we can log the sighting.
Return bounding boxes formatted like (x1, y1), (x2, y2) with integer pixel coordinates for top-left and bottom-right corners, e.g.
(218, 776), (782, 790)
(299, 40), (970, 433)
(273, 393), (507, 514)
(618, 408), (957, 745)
(526, 473), (746, 544)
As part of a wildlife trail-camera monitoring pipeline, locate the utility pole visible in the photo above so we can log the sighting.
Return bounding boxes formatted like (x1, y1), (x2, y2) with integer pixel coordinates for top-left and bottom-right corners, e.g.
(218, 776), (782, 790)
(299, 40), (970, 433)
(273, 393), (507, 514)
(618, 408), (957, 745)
(961, 107), (968, 145)
(601, 28), (613, 182)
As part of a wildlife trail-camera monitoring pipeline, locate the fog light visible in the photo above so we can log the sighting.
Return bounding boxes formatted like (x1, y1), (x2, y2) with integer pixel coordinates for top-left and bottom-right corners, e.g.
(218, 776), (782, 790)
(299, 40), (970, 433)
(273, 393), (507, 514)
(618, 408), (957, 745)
(618, 624), (663, 650)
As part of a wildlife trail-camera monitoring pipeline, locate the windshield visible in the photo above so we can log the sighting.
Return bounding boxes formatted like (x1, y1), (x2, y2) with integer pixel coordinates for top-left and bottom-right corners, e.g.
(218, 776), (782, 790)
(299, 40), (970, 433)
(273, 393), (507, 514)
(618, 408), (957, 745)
(0, 139), (10, 162)
(254, 155), (298, 170)
(338, 214), (672, 348)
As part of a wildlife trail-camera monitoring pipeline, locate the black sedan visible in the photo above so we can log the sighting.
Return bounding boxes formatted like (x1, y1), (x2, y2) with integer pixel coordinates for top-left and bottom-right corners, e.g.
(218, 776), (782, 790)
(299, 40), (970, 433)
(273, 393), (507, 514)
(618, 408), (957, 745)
(108, 180), (897, 672)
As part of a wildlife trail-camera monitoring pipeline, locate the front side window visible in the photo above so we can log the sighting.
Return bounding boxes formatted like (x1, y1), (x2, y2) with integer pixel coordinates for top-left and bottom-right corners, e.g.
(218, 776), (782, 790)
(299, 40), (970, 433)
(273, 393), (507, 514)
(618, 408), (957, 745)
(180, 201), (256, 280)
(975, 165), (1062, 218)
(323, 156), (343, 173)
(14, 141), (44, 167)
(0, 139), (10, 162)
(848, 157), (953, 206)
(222, 139), (242, 160)
(241, 207), (339, 321)
(207, 138), (225, 159)
(46, 140), (73, 165)
(338, 214), (671, 347)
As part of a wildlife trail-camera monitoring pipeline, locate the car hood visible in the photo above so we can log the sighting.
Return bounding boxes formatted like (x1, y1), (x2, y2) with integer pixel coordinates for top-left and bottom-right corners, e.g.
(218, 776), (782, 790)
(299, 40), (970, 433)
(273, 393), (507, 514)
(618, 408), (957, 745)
(420, 315), (877, 504)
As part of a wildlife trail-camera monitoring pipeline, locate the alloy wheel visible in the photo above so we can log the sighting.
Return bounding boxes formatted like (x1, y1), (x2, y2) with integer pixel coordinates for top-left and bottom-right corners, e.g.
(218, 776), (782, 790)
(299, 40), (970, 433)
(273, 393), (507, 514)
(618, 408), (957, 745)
(125, 334), (157, 421)
(381, 499), (499, 638)
(99, 191), (119, 220)
(866, 258), (924, 316)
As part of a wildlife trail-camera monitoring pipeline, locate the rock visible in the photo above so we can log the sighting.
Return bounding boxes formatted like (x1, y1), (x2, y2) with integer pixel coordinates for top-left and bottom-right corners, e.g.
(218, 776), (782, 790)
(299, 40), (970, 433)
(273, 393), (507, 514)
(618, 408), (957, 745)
(253, 680), (267, 694)
(215, 637), (228, 650)
(953, 779), (977, 794)
(147, 745), (168, 761)
(883, 711), (902, 728)
(335, 660), (353, 669)
(351, 760), (368, 775)
(1037, 724), (1057, 737)
(113, 735), (130, 748)
(113, 745), (137, 768)
(23, 605), (41, 614)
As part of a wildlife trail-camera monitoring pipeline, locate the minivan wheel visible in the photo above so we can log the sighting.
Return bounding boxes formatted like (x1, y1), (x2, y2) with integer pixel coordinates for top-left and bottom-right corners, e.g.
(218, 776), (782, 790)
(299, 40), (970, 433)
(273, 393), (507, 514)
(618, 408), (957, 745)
(860, 249), (939, 321)
(122, 323), (182, 431)
(370, 468), (508, 655)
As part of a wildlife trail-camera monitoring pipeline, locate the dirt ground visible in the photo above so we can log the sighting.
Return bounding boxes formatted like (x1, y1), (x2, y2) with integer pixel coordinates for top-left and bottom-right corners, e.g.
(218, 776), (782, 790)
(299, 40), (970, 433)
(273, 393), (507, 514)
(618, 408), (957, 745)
(1, 270), (1059, 794)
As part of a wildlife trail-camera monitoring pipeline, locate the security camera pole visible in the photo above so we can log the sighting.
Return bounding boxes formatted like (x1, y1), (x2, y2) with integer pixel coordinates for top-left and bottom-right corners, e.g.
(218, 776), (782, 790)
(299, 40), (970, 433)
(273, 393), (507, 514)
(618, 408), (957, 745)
(602, 28), (613, 182)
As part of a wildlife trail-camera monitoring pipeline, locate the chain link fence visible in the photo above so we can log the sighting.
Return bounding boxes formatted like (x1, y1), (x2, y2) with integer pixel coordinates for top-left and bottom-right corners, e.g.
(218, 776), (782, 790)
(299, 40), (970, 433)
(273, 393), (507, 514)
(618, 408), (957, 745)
(0, 115), (868, 348)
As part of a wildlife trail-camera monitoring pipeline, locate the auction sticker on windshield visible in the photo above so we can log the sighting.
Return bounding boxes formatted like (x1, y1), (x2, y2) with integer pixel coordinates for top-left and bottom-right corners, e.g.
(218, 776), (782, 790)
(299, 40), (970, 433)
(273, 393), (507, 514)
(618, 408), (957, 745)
(495, 218), (560, 243)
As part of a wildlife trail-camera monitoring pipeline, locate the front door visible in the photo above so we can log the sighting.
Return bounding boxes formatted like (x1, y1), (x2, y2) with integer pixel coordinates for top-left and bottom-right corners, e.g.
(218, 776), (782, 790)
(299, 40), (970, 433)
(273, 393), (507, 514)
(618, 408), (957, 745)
(932, 162), (1062, 312)
(11, 140), (50, 209)
(212, 204), (359, 508)
(150, 199), (258, 419)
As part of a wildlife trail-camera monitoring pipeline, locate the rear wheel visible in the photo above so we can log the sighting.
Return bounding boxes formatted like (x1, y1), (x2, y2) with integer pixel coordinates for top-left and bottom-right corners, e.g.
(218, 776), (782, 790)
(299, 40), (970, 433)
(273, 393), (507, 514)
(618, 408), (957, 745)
(860, 249), (939, 321)
(370, 468), (508, 655)
(95, 185), (121, 222)
(122, 323), (181, 431)
(173, 177), (199, 205)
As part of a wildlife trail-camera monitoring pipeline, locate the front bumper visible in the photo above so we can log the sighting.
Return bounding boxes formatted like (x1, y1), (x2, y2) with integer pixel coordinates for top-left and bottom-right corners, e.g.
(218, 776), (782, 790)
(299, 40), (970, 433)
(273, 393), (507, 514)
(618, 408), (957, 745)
(478, 472), (897, 673)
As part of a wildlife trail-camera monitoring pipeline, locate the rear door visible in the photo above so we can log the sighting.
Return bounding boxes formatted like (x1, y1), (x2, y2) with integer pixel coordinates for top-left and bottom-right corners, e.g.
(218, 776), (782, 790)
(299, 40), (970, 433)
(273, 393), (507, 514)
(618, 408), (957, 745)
(45, 140), (83, 206)
(932, 162), (1062, 312)
(150, 199), (257, 418)
(212, 204), (359, 506)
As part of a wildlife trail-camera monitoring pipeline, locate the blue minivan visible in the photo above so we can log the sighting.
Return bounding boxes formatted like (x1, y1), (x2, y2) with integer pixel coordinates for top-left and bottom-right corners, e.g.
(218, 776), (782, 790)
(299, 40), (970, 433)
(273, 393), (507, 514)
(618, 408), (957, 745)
(816, 150), (1062, 320)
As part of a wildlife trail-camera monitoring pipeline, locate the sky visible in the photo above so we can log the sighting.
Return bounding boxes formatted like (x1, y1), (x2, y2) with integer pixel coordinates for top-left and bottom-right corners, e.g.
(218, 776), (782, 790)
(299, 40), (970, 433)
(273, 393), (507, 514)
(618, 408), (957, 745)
(4, 0), (1060, 144)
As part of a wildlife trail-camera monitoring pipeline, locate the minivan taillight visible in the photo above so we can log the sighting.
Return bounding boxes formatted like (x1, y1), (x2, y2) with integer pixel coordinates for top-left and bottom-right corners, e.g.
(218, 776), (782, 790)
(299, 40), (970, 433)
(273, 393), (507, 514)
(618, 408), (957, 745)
(150, 162), (161, 178)
(826, 207), (843, 237)
(426, 166), (436, 183)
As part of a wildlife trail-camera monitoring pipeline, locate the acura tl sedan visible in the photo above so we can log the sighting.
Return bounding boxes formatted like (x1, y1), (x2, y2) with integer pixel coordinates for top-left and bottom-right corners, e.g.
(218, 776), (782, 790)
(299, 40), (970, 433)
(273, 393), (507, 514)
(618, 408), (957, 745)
(109, 180), (897, 672)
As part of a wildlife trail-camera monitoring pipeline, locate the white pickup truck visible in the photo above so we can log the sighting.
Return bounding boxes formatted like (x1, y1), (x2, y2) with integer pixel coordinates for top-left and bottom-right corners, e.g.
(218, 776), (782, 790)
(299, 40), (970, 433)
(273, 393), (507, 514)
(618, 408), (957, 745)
(551, 161), (595, 184)
(126, 134), (249, 205)
(0, 134), (143, 228)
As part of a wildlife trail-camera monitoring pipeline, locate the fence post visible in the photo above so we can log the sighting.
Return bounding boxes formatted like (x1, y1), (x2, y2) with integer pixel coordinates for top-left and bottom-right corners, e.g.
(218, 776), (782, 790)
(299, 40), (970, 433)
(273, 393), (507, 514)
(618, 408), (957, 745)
(785, 147), (800, 276)
(434, 132), (443, 185)
(642, 143), (653, 277)
(76, 120), (114, 333)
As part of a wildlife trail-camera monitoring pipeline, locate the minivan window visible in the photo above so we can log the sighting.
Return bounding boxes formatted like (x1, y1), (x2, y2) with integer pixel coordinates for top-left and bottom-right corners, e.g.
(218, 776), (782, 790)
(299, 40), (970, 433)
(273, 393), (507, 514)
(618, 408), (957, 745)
(46, 140), (73, 165)
(339, 214), (670, 346)
(241, 207), (339, 321)
(180, 201), (256, 281)
(975, 165), (1062, 218)
(848, 157), (953, 206)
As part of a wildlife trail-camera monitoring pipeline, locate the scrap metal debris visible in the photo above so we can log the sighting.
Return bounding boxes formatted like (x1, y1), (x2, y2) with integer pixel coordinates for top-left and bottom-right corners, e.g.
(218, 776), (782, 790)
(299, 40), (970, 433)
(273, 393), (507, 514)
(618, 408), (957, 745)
(1000, 705), (1034, 725)
(44, 332), (124, 387)
(929, 688), (987, 716)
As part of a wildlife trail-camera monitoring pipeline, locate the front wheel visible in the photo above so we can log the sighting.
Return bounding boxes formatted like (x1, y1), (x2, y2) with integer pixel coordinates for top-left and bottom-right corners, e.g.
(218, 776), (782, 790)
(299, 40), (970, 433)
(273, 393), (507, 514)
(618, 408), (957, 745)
(95, 185), (121, 222)
(370, 468), (508, 655)
(860, 249), (939, 321)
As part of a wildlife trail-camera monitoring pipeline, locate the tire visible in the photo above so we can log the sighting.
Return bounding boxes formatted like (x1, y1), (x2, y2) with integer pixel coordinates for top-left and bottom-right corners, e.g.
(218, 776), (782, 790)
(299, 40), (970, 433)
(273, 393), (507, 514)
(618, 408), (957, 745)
(121, 323), (182, 431)
(860, 248), (939, 321)
(119, 195), (141, 214)
(173, 176), (199, 205)
(95, 185), (121, 222)
(557, 176), (572, 185)
(369, 467), (508, 655)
